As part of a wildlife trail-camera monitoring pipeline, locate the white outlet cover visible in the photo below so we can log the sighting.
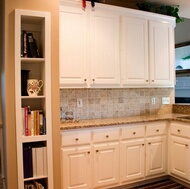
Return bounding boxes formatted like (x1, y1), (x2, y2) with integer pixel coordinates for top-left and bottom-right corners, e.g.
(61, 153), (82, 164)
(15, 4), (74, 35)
(162, 97), (170, 104)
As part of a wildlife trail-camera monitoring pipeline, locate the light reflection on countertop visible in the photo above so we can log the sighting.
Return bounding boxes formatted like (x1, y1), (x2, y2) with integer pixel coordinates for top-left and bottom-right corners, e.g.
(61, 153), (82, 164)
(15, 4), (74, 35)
(60, 113), (190, 130)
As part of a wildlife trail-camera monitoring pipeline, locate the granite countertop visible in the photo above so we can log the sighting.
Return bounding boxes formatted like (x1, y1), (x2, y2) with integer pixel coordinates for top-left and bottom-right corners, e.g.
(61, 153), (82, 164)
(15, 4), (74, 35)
(60, 113), (190, 130)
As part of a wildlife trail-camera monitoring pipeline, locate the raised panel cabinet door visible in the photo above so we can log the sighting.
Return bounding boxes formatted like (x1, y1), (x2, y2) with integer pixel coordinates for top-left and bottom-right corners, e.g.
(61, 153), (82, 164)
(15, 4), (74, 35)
(61, 146), (92, 189)
(146, 136), (167, 177)
(149, 20), (175, 87)
(170, 136), (190, 180)
(121, 16), (149, 87)
(59, 4), (88, 87)
(89, 6), (120, 87)
(93, 142), (119, 188)
(120, 139), (145, 183)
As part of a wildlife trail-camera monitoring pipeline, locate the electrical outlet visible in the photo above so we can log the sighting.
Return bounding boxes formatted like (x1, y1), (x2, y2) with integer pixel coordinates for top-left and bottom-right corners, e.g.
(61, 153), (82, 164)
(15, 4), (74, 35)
(77, 99), (83, 108)
(151, 97), (156, 105)
(162, 97), (170, 104)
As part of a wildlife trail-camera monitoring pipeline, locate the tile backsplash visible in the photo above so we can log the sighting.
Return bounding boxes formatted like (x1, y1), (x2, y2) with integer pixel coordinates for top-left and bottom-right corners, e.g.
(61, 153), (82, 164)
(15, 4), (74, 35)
(60, 88), (174, 120)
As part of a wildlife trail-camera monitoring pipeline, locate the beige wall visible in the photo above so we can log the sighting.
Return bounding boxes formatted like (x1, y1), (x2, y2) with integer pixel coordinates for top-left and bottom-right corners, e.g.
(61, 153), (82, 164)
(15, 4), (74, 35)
(3, 0), (60, 189)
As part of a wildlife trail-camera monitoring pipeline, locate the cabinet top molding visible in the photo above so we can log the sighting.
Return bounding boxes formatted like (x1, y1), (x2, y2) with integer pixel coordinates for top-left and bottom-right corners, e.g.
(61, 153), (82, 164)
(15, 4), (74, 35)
(60, 0), (176, 27)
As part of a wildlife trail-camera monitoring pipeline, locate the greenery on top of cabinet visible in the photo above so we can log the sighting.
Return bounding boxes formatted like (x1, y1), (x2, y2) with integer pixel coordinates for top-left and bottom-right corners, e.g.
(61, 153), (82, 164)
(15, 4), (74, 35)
(136, 2), (184, 23)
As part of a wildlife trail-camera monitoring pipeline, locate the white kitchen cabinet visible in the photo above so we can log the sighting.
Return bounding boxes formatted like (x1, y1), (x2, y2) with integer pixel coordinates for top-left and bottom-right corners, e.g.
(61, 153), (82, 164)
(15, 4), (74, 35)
(120, 125), (145, 183)
(149, 20), (175, 87)
(121, 14), (175, 87)
(59, 2), (88, 87)
(145, 123), (167, 177)
(169, 122), (190, 180)
(59, 0), (120, 88)
(61, 130), (92, 189)
(61, 146), (92, 189)
(170, 136), (190, 180)
(121, 139), (145, 182)
(121, 16), (149, 87)
(93, 128), (120, 188)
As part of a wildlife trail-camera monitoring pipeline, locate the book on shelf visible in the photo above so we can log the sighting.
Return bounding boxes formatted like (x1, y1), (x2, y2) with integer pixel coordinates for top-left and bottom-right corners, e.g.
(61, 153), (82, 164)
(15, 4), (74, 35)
(23, 145), (33, 178)
(21, 30), (40, 58)
(23, 144), (47, 179)
(22, 106), (46, 136)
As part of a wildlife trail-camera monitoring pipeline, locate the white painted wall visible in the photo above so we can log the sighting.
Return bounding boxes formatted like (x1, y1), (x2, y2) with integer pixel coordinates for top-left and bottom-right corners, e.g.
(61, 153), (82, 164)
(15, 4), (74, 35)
(175, 18), (190, 44)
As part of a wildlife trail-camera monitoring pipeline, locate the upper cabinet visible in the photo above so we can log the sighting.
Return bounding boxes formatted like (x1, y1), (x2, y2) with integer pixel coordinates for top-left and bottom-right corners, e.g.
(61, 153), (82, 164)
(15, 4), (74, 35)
(149, 20), (175, 87)
(60, 1), (120, 88)
(59, 0), (176, 88)
(121, 12), (175, 87)
(120, 16), (149, 87)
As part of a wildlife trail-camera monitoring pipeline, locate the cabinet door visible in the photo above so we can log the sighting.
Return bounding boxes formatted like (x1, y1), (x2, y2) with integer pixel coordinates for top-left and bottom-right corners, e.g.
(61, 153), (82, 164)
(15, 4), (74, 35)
(146, 136), (167, 177)
(120, 139), (145, 183)
(93, 142), (119, 188)
(90, 6), (120, 87)
(170, 136), (190, 180)
(61, 146), (91, 189)
(149, 20), (174, 87)
(59, 4), (88, 87)
(121, 16), (149, 87)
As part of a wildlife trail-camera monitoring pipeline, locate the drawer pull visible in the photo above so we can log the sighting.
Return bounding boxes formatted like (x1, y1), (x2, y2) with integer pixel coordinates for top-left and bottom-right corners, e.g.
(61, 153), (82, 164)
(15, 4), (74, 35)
(84, 78), (87, 82)
(177, 129), (181, 133)
(185, 144), (188, 147)
(96, 150), (99, 153)
(133, 132), (136, 135)
(142, 144), (144, 146)
(75, 138), (79, 141)
(156, 129), (159, 132)
(88, 151), (90, 154)
(106, 135), (109, 138)
(148, 142), (151, 145)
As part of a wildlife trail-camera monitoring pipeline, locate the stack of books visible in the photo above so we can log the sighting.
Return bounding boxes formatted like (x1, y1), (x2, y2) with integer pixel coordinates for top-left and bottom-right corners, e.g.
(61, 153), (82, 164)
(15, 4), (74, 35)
(23, 144), (47, 179)
(22, 106), (46, 136)
(21, 31), (40, 58)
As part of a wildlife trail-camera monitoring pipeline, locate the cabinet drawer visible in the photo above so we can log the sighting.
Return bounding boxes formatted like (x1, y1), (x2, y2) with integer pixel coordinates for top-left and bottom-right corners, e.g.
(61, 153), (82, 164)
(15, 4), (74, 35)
(93, 128), (120, 143)
(146, 124), (166, 137)
(61, 130), (91, 146)
(121, 125), (145, 139)
(171, 123), (190, 138)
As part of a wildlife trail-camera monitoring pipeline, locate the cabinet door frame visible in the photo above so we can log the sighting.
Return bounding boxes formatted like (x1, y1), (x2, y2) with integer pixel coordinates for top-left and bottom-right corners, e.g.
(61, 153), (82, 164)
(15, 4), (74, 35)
(120, 15), (149, 87)
(146, 136), (167, 177)
(93, 141), (120, 188)
(120, 138), (145, 183)
(61, 145), (92, 189)
(149, 20), (175, 87)
(59, 4), (89, 87)
(170, 135), (190, 180)
(89, 5), (121, 87)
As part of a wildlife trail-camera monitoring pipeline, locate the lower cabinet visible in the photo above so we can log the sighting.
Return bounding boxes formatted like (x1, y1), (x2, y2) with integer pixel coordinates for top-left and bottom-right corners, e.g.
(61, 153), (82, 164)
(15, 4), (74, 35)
(146, 136), (167, 177)
(169, 122), (190, 181)
(145, 123), (167, 177)
(61, 146), (92, 189)
(93, 142), (120, 188)
(120, 139), (145, 182)
(61, 121), (189, 189)
(170, 136), (190, 180)
(120, 125), (145, 183)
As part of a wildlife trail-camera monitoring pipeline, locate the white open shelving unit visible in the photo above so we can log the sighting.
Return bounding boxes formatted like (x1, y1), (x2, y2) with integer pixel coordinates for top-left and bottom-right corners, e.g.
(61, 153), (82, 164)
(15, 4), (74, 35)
(14, 9), (53, 189)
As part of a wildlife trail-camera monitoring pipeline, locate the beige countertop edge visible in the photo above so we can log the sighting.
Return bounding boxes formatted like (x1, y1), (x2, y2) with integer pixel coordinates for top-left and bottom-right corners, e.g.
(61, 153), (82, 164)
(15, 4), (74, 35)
(60, 113), (190, 130)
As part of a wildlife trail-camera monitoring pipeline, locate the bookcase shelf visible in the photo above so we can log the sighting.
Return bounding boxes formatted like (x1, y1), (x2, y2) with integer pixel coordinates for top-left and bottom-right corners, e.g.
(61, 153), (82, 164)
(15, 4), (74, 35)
(21, 135), (48, 143)
(15, 9), (53, 189)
